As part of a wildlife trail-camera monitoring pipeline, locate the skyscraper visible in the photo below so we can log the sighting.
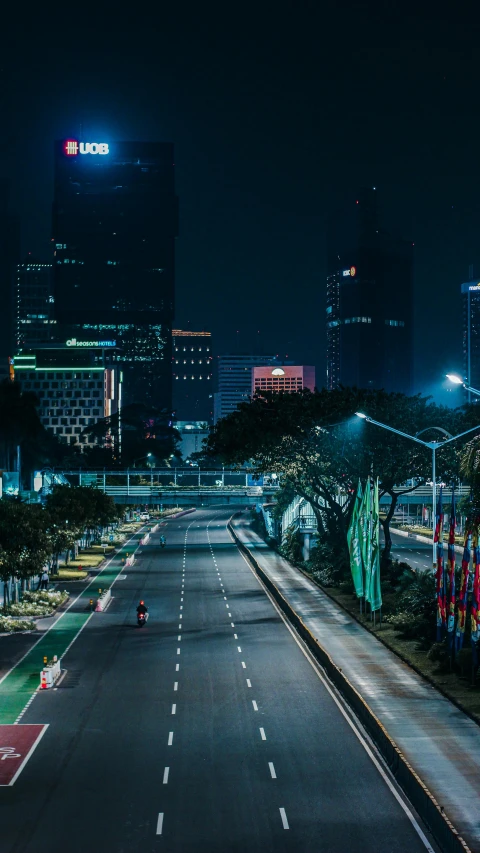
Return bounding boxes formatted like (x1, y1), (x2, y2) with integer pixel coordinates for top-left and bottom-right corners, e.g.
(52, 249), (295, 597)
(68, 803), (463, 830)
(15, 257), (55, 351)
(52, 138), (178, 411)
(214, 354), (291, 422)
(172, 330), (213, 421)
(461, 277), (480, 401)
(326, 188), (414, 394)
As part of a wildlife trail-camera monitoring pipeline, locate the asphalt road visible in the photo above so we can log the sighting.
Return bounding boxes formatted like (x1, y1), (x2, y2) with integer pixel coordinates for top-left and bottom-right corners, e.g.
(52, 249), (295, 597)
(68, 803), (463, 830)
(384, 528), (433, 571)
(0, 509), (437, 853)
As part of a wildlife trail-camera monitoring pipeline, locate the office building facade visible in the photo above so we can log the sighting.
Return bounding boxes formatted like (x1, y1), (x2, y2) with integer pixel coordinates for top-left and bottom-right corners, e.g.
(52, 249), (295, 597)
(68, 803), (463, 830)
(214, 354), (289, 423)
(326, 188), (414, 394)
(52, 139), (178, 411)
(15, 259), (55, 352)
(462, 279), (480, 400)
(13, 342), (121, 450)
(252, 365), (315, 395)
(172, 330), (213, 422)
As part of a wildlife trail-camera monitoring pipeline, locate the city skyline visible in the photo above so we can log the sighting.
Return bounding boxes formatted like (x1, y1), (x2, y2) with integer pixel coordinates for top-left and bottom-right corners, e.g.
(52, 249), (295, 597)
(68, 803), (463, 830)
(2, 5), (480, 404)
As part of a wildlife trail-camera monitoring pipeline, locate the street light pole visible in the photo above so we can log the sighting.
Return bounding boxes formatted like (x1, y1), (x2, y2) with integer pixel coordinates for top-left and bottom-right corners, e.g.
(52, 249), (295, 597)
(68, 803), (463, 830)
(446, 374), (480, 397)
(355, 413), (480, 568)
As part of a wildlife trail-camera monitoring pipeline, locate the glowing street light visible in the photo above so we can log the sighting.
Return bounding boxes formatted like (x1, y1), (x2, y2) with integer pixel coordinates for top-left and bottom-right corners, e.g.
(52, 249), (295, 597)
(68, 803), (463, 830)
(446, 374), (480, 399)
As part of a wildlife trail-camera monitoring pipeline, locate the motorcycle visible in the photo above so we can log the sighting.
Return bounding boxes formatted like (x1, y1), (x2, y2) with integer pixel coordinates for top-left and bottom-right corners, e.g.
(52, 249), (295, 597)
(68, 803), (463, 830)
(137, 612), (147, 627)
(160, 538), (166, 549)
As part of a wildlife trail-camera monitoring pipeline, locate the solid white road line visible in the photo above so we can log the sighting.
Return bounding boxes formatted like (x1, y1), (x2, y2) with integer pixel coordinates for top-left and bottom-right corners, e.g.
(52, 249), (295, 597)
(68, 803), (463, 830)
(168, 732), (173, 746)
(242, 662), (246, 668)
(246, 679), (251, 687)
(252, 700), (258, 711)
(260, 727), (266, 740)
(174, 682), (178, 691)
(269, 762), (277, 779)
(156, 813), (164, 835)
(163, 767), (170, 784)
(279, 808), (289, 829)
(172, 704), (176, 714)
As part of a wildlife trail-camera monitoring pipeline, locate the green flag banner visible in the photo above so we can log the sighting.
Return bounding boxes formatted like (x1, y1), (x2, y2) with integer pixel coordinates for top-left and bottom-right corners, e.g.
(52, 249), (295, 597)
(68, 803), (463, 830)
(359, 480), (372, 603)
(347, 480), (364, 597)
(369, 478), (382, 611)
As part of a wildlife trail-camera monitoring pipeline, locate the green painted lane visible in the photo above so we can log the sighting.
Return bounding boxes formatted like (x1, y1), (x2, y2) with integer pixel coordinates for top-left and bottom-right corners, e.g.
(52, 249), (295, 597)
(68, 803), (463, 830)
(0, 533), (144, 725)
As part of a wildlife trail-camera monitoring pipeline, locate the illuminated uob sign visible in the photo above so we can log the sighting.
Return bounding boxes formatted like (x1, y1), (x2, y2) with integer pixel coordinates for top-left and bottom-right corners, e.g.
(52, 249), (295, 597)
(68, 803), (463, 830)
(64, 140), (109, 156)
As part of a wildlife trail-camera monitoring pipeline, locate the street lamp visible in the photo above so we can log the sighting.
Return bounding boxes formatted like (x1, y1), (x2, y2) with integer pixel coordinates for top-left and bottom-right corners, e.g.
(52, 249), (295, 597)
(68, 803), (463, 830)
(355, 412), (480, 567)
(132, 453), (152, 469)
(446, 374), (480, 399)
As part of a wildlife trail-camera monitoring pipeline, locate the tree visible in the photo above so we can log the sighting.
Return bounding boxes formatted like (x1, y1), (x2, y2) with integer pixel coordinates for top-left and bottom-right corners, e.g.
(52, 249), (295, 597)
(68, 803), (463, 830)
(0, 502), (50, 608)
(207, 388), (470, 566)
(81, 402), (180, 467)
(45, 485), (119, 565)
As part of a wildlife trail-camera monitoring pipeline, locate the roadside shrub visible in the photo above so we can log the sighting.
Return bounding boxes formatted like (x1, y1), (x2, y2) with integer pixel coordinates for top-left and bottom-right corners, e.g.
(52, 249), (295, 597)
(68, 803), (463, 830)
(427, 641), (450, 671)
(386, 610), (433, 641)
(280, 525), (303, 564)
(7, 603), (53, 617)
(456, 647), (473, 677)
(312, 566), (339, 587)
(0, 617), (35, 633)
(386, 560), (415, 588)
(23, 590), (69, 607)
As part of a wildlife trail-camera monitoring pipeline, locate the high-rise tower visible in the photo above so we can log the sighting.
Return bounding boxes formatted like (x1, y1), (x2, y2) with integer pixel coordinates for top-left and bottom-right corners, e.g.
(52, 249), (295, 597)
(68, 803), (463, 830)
(52, 139), (178, 411)
(326, 188), (414, 394)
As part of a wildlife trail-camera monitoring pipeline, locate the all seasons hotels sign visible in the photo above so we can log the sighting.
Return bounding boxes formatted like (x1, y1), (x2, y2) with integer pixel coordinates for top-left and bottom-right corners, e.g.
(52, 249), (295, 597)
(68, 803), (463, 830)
(66, 339), (116, 348)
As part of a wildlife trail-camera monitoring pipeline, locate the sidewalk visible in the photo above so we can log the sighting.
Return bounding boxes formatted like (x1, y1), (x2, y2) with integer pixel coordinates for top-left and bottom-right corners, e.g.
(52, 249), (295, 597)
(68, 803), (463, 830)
(232, 514), (480, 853)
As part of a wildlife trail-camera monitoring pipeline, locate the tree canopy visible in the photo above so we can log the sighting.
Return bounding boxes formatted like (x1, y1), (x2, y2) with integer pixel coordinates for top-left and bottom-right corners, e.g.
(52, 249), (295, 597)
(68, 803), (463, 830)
(206, 388), (480, 558)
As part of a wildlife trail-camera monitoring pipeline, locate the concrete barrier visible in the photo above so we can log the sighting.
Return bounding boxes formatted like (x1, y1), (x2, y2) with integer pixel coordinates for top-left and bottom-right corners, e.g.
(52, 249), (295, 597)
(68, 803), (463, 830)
(228, 516), (472, 853)
(151, 524), (159, 534)
(125, 555), (135, 567)
(40, 657), (61, 689)
(95, 588), (112, 611)
(140, 533), (150, 546)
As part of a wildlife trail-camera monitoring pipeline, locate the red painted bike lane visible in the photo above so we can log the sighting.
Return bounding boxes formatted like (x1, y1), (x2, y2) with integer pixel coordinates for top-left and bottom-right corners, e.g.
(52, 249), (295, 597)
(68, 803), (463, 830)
(0, 725), (48, 786)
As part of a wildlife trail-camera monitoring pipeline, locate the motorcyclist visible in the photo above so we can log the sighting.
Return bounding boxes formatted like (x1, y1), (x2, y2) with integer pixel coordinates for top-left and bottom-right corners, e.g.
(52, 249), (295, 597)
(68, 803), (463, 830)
(137, 600), (149, 621)
(160, 535), (166, 546)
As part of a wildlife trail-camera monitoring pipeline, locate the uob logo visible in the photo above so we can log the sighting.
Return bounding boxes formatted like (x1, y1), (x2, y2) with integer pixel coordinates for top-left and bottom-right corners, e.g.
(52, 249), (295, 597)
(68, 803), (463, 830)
(64, 140), (109, 156)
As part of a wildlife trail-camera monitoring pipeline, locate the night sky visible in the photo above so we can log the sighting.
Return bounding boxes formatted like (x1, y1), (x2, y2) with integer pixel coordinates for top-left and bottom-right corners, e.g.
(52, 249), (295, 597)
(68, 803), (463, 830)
(2, 2), (480, 404)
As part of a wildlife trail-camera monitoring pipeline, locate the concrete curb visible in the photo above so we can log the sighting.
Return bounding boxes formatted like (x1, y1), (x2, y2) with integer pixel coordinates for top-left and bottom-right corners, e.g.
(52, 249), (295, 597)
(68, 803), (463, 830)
(228, 516), (472, 853)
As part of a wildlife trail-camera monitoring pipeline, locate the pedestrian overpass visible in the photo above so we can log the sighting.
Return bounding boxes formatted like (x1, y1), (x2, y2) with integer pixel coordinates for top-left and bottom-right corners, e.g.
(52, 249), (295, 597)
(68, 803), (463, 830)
(45, 469), (279, 506)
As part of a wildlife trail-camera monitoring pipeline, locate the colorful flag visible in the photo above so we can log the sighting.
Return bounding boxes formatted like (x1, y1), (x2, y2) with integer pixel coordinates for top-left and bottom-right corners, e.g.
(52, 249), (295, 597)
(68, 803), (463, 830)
(456, 531), (471, 652)
(358, 480), (372, 603)
(435, 487), (446, 641)
(446, 488), (456, 649)
(471, 537), (480, 667)
(369, 478), (382, 611)
(347, 480), (364, 598)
